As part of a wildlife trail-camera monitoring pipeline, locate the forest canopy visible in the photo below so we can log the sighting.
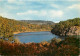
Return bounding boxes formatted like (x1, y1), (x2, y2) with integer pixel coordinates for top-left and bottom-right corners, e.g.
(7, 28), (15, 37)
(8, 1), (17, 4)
(51, 18), (80, 36)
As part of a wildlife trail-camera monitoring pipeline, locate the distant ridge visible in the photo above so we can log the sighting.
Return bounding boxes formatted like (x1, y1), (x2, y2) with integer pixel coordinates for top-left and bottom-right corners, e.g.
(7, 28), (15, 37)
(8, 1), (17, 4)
(20, 20), (54, 25)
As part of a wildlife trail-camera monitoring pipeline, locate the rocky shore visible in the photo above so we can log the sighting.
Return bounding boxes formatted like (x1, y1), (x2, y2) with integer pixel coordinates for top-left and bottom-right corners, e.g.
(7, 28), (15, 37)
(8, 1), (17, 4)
(66, 26), (80, 35)
(51, 26), (80, 36)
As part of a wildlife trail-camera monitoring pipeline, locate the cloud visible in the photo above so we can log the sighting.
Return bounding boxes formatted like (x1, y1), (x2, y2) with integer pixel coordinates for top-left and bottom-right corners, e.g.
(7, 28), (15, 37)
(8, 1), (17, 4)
(0, 0), (79, 22)
(49, 10), (63, 17)
(7, 0), (17, 3)
(17, 10), (48, 16)
(68, 4), (80, 10)
(65, 4), (80, 15)
(50, 4), (59, 8)
(17, 10), (63, 18)
(5, 5), (19, 10)
(17, 10), (38, 15)
(7, 0), (25, 5)
(0, 13), (15, 19)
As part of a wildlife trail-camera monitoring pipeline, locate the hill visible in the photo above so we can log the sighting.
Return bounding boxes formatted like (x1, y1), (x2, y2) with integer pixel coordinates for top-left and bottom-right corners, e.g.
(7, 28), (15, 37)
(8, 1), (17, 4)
(51, 18), (80, 36)
(0, 16), (54, 34)
(20, 20), (54, 25)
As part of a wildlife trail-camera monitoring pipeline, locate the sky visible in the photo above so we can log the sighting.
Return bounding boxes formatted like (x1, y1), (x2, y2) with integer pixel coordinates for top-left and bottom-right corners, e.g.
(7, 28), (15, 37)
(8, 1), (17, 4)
(0, 0), (80, 23)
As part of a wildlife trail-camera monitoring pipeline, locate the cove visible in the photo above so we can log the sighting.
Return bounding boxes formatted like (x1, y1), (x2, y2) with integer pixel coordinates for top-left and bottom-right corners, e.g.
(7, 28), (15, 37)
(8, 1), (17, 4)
(14, 31), (59, 43)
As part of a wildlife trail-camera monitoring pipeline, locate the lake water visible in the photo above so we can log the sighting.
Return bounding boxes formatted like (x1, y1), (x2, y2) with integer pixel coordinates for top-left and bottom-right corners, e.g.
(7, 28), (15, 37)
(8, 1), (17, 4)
(14, 31), (59, 43)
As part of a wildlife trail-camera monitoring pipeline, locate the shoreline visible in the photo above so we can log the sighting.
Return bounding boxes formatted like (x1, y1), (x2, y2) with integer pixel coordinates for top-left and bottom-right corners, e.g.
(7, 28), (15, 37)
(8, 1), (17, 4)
(13, 30), (50, 34)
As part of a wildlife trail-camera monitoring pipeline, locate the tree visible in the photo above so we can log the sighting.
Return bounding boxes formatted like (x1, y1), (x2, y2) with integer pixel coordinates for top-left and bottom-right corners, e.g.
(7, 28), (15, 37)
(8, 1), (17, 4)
(51, 18), (80, 36)
(0, 20), (13, 41)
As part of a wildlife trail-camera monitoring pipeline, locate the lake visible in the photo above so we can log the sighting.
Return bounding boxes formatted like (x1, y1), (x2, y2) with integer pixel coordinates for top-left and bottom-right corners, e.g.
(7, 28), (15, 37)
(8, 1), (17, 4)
(14, 31), (59, 43)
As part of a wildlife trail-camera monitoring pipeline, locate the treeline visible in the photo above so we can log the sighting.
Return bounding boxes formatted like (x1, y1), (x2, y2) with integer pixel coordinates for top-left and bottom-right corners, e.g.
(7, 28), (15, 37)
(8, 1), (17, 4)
(20, 20), (54, 25)
(0, 16), (53, 33)
(0, 37), (79, 56)
(51, 18), (80, 36)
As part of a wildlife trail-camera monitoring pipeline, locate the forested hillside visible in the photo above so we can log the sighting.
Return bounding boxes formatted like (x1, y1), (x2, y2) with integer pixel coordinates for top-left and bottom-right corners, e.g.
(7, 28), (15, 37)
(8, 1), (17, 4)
(20, 20), (54, 25)
(0, 16), (54, 33)
(51, 18), (80, 36)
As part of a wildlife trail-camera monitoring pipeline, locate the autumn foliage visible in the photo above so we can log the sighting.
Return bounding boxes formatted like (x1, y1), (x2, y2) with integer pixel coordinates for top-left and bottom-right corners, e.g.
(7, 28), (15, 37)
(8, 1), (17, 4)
(0, 37), (79, 56)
